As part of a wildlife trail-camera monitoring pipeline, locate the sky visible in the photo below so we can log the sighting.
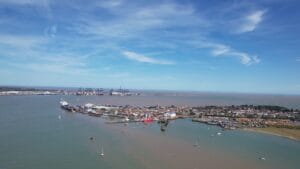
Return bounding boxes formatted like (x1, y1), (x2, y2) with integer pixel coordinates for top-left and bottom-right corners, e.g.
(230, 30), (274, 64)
(0, 0), (300, 94)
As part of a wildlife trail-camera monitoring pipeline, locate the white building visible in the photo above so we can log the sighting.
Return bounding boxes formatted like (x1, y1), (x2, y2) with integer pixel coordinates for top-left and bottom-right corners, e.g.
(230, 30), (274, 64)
(164, 112), (177, 119)
(84, 103), (94, 109)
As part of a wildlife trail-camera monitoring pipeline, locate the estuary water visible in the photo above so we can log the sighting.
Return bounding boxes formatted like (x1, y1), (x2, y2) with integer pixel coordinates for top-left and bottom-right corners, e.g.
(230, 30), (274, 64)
(64, 92), (300, 109)
(0, 95), (300, 169)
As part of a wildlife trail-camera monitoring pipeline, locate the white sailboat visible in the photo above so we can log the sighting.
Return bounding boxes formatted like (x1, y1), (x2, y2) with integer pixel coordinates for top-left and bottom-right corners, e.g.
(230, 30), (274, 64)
(100, 145), (104, 157)
(193, 136), (200, 147)
(259, 156), (266, 160)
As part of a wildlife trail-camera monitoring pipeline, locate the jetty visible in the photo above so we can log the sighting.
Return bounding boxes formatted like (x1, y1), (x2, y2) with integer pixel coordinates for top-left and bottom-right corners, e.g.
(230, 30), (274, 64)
(105, 120), (141, 124)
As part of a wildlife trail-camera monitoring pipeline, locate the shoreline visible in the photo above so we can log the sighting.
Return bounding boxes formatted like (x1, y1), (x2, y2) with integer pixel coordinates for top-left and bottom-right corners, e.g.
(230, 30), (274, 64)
(243, 127), (300, 142)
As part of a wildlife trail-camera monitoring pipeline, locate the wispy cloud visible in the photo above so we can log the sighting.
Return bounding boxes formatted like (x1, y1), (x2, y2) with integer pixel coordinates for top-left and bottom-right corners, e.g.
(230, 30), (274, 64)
(71, 2), (260, 66)
(212, 46), (260, 65)
(0, 0), (53, 19)
(0, 34), (47, 49)
(1, 52), (94, 76)
(238, 9), (267, 33)
(96, 0), (123, 8)
(229, 52), (260, 65)
(73, 2), (206, 39)
(297, 58), (300, 62)
(23, 62), (92, 75)
(0, 32), (95, 75)
(122, 51), (175, 65)
(192, 40), (260, 65)
(0, 0), (47, 5)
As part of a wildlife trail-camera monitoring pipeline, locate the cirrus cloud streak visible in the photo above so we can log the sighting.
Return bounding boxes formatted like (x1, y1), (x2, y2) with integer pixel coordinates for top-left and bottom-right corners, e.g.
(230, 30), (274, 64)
(122, 51), (175, 65)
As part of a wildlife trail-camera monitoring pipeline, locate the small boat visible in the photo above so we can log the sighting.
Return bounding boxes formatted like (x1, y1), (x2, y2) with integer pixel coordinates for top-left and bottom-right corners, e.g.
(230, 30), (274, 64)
(160, 120), (168, 132)
(124, 117), (130, 122)
(193, 136), (200, 147)
(217, 132), (222, 136)
(143, 117), (154, 123)
(207, 121), (218, 125)
(60, 100), (68, 107)
(100, 145), (104, 157)
(229, 126), (236, 130)
(259, 156), (266, 160)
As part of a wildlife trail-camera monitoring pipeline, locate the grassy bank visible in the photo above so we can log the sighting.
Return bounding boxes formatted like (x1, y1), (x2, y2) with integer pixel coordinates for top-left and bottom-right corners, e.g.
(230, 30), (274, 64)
(244, 127), (300, 141)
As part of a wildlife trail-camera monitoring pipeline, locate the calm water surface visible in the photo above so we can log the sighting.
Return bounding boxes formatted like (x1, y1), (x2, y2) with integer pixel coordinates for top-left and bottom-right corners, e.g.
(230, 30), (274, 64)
(0, 95), (300, 169)
(62, 93), (300, 108)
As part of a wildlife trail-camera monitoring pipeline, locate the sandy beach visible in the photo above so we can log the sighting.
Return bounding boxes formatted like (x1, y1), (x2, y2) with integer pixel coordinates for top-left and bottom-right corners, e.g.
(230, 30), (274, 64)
(244, 127), (300, 141)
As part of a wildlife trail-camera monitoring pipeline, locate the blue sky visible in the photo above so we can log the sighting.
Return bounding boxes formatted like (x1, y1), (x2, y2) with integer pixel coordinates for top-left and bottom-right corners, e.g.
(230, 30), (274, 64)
(0, 0), (300, 94)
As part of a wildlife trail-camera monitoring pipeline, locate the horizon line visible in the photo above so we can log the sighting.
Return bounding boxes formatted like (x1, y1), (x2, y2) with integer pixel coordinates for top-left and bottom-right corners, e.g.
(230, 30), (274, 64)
(1, 84), (300, 96)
